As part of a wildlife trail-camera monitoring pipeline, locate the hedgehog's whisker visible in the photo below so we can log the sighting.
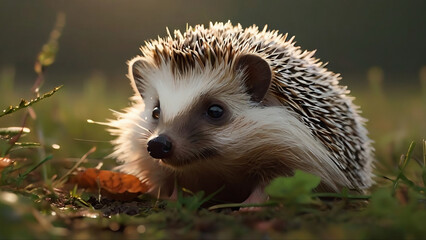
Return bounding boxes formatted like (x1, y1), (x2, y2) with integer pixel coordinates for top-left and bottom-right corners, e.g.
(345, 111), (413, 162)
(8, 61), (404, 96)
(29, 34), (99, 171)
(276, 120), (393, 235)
(133, 122), (152, 134)
(135, 132), (150, 138)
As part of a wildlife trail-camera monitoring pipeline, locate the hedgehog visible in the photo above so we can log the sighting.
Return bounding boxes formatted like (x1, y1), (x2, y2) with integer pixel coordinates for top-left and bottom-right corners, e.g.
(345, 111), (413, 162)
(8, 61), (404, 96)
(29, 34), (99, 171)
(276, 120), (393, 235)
(108, 21), (374, 205)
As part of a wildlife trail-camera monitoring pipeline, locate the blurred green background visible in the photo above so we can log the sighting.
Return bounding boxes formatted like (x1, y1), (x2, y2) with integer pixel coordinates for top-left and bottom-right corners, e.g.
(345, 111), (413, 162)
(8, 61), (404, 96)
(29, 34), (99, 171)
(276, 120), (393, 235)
(1, 0), (425, 85)
(0, 0), (425, 174)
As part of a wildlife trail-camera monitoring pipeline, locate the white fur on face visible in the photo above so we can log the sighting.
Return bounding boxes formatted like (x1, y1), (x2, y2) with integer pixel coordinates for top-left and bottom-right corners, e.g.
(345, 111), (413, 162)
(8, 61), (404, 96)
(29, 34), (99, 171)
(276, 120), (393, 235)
(143, 63), (238, 123)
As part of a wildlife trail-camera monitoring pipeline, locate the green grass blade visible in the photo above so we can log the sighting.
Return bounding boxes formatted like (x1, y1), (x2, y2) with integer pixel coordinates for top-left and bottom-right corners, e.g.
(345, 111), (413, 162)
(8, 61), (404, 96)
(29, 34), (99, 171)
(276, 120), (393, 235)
(208, 201), (277, 211)
(0, 86), (63, 118)
(198, 185), (225, 206)
(0, 127), (30, 136)
(13, 142), (41, 147)
(393, 141), (416, 194)
(17, 155), (53, 182)
(311, 192), (371, 200)
(423, 139), (426, 187)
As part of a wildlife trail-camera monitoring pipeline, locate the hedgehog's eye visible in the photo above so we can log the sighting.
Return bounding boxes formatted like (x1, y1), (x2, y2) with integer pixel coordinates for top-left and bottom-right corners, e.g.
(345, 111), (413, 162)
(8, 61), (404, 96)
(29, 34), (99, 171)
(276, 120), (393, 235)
(152, 106), (160, 120)
(207, 105), (224, 119)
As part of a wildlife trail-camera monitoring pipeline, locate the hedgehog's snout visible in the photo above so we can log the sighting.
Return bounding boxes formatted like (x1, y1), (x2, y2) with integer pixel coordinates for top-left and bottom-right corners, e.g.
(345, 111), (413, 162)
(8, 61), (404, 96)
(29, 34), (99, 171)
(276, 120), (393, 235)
(147, 134), (173, 159)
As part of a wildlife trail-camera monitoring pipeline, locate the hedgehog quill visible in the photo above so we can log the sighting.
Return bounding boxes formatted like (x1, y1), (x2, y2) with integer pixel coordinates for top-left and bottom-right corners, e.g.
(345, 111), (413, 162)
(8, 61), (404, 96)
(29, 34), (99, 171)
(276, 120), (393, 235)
(108, 22), (374, 205)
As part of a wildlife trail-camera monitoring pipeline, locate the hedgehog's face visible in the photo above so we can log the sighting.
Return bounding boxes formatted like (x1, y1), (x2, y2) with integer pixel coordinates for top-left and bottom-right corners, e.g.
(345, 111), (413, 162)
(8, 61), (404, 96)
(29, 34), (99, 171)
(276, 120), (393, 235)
(128, 54), (271, 169)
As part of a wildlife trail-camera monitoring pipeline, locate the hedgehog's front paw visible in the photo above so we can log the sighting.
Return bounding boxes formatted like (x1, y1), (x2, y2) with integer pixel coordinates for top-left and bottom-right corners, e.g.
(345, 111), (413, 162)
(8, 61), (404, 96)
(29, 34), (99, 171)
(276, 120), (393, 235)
(240, 184), (269, 211)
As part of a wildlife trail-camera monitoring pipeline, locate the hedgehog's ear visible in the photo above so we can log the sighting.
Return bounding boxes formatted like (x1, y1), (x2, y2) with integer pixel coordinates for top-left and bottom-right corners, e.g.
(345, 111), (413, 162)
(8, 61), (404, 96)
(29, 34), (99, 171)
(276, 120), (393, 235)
(235, 54), (272, 103)
(128, 57), (147, 98)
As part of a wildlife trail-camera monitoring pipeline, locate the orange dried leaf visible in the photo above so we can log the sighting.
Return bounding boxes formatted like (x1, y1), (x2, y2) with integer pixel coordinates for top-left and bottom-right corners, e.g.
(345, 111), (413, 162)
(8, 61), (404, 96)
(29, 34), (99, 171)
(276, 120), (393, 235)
(0, 157), (13, 171)
(69, 168), (149, 196)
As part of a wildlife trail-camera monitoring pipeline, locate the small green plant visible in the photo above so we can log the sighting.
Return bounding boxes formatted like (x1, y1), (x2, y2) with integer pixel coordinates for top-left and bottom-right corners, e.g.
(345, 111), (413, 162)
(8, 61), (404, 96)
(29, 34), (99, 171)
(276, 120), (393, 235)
(381, 141), (426, 198)
(265, 170), (321, 205)
(169, 186), (224, 213)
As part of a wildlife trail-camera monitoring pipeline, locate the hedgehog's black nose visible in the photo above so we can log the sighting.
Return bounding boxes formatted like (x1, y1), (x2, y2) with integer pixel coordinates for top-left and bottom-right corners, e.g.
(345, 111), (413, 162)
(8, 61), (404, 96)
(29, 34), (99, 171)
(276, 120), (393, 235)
(147, 134), (173, 159)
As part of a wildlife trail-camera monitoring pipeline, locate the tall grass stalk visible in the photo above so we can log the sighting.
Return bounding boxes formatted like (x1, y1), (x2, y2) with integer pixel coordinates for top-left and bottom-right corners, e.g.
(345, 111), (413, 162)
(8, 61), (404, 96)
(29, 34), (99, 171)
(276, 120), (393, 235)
(420, 66), (426, 110)
(30, 12), (65, 182)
